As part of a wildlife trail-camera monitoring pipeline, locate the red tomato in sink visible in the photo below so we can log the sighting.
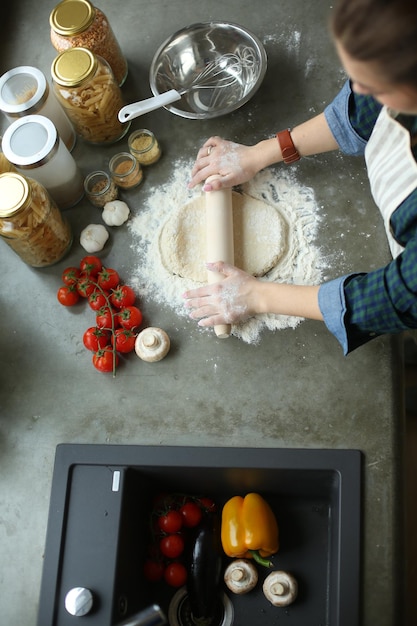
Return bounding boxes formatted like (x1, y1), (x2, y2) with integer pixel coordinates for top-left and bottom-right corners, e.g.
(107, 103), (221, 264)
(164, 562), (187, 588)
(157, 510), (183, 534)
(159, 534), (184, 559)
(179, 501), (203, 528)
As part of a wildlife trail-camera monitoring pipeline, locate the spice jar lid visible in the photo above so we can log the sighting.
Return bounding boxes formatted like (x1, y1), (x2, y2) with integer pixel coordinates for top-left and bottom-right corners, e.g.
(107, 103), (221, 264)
(49, 0), (95, 36)
(51, 48), (97, 87)
(0, 172), (31, 216)
(0, 66), (48, 115)
(2, 114), (59, 168)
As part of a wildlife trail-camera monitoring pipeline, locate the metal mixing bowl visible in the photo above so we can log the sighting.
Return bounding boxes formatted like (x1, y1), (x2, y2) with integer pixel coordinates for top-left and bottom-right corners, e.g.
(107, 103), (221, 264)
(149, 22), (267, 119)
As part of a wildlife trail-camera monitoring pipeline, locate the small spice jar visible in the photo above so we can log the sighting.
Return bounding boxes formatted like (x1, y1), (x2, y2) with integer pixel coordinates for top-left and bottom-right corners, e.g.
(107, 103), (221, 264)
(0, 172), (72, 267)
(128, 129), (162, 165)
(2, 114), (84, 210)
(51, 47), (130, 145)
(0, 66), (76, 152)
(109, 152), (143, 189)
(84, 170), (118, 208)
(50, 0), (128, 86)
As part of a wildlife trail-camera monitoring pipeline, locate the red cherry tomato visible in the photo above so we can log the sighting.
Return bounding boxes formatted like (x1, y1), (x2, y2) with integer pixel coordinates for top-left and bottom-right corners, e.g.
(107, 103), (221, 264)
(157, 510), (183, 534)
(118, 305), (143, 331)
(198, 497), (216, 512)
(96, 306), (119, 330)
(111, 328), (136, 353)
(159, 534), (184, 559)
(57, 284), (80, 306)
(97, 267), (120, 291)
(62, 266), (81, 285)
(179, 501), (203, 528)
(83, 327), (111, 352)
(79, 255), (103, 276)
(143, 559), (164, 582)
(88, 289), (110, 311)
(76, 273), (95, 298)
(92, 346), (119, 373)
(110, 284), (136, 309)
(164, 562), (187, 588)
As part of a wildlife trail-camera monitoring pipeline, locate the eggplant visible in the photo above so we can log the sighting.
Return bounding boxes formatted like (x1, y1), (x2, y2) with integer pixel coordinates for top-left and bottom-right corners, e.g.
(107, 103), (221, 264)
(186, 512), (223, 626)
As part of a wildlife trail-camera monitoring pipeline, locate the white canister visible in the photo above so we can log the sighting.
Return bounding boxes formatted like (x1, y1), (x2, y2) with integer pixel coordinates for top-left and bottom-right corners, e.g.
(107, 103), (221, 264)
(1, 114), (84, 210)
(0, 66), (76, 152)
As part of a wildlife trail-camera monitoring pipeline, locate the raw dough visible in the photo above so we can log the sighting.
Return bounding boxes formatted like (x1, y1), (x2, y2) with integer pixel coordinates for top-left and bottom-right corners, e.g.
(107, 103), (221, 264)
(159, 192), (288, 283)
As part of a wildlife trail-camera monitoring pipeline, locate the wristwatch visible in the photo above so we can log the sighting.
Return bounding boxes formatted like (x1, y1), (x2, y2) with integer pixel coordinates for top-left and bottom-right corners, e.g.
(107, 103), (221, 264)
(276, 129), (300, 164)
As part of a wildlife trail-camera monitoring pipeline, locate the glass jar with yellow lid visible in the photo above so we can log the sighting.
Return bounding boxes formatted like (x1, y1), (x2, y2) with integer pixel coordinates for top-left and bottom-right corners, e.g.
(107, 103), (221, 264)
(51, 47), (130, 144)
(0, 173), (72, 267)
(50, 0), (128, 86)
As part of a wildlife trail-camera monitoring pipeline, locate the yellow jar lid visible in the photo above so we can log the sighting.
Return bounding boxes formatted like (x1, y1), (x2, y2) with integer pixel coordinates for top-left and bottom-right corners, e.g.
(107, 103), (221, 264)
(0, 173), (31, 217)
(51, 47), (97, 87)
(49, 0), (95, 35)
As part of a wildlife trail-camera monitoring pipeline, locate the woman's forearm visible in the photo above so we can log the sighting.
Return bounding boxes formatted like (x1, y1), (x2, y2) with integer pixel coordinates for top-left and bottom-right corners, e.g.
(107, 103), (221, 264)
(255, 281), (323, 321)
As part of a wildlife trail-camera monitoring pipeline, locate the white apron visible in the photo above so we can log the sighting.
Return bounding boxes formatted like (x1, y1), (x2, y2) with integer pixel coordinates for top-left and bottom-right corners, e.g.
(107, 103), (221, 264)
(364, 106), (417, 258)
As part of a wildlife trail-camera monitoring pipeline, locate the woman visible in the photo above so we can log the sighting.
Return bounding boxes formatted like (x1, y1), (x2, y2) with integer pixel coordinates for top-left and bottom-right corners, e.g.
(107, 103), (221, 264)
(183, 0), (417, 354)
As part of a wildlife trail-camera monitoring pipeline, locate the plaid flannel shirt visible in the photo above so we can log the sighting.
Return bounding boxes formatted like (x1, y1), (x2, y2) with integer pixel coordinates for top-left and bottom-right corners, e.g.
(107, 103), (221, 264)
(318, 80), (417, 354)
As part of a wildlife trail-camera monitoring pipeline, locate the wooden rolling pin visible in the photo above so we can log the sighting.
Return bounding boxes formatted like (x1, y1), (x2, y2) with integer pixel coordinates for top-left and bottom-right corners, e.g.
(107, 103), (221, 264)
(205, 175), (234, 338)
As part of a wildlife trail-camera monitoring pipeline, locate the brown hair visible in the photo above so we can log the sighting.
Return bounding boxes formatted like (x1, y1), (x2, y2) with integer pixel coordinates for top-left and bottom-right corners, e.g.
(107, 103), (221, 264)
(331, 0), (417, 87)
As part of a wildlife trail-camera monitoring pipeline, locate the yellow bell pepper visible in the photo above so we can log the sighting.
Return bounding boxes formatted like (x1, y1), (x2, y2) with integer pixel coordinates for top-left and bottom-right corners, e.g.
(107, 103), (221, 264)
(221, 493), (279, 567)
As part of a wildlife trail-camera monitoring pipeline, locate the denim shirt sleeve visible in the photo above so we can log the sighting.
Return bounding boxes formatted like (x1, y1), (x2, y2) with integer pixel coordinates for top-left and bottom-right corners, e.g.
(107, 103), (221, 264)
(324, 80), (368, 156)
(318, 277), (350, 354)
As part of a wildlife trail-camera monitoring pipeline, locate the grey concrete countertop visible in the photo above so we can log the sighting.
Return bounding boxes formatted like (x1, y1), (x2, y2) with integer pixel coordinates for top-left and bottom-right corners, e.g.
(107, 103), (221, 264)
(0, 1), (405, 624)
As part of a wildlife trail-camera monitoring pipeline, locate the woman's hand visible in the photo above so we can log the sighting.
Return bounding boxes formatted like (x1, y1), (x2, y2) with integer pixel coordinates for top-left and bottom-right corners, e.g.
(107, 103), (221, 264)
(182, 262), (261, 327)
(188, 137), (270, 191)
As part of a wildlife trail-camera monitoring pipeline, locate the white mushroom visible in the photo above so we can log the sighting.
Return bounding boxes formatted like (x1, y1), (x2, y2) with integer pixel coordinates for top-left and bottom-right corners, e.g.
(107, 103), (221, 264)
(135, 327), (170, 362)
(224, 560), (258, 594)
(262, 571), (298, 607)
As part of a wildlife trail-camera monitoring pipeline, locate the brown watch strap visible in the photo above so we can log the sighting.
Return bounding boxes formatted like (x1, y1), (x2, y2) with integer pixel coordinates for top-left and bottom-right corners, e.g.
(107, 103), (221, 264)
(276, 129), (300, 164)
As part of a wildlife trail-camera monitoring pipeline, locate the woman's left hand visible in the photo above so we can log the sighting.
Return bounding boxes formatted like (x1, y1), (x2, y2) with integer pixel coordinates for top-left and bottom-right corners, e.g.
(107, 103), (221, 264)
(182, 261), (260, 327)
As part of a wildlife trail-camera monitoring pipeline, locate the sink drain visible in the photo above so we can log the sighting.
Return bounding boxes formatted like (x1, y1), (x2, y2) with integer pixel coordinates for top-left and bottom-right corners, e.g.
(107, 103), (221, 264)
(168, 587), (233, 626)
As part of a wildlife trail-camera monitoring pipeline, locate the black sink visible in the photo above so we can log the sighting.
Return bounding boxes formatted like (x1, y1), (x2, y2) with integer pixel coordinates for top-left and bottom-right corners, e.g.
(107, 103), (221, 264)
(37, 445), (361, 626)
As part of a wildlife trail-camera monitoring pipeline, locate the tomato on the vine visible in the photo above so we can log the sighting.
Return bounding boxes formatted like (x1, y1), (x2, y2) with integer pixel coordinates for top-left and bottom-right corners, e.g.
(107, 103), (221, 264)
(57, 284), (80, 306)
(198, 497), (216, 512)
(80, 255), (102, 276)
(83, 326), (111, 352)
(160, 534), (185, 559)
(180, 501), (203, 528)
(97, 267), (120, 291)
(118, 305), (143, 331)
(62, 266), (81, 286)
(110, 284), (136, 309)
(111, 328), (136, 353)
(76, 273), (95, 298)
(88, 289), (109, 311)
(164, 562), (187, 588)
(92, 346), (119, 373)
(96, 306), (119, 330)
(157, 510), (183, 534)
(143, 559), (164, 583)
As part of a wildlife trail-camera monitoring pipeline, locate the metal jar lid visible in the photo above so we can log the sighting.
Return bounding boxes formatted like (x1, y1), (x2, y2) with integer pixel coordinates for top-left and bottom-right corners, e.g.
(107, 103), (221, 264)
(0, 173), (31, 217)
(49, 0), (95, 36)
(1, 114), (59, 169)
(0, 66), (48, 116)
(51, 47), (97, 87)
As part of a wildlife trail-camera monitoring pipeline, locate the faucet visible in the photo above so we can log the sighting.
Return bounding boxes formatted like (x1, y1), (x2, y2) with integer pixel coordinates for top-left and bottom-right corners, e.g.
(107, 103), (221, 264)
(117, 604), (167, 626)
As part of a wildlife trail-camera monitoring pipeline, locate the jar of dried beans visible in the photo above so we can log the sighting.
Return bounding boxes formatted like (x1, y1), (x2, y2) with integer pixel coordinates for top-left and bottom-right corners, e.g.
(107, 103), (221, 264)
(84, 170), (118, 207)
(109, 152), (143, 189)
(51, 47), (130, 144)
(0, 172), (72, 267)
(128, 129), (162, 165)
(0, 66), (76, 152)
(49, 0), (128, 86)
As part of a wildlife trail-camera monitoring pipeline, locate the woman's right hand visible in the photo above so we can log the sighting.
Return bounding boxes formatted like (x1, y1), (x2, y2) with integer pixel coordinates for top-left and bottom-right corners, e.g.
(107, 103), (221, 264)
(188, 136), (267, 191)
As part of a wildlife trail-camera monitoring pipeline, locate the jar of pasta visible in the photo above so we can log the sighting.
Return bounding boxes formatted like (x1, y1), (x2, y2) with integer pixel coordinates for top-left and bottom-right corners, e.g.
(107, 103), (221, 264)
(0, 66), (76, 152)
(50, 0), (128, 86)
(51, 47), (130, 145)
(0, 173), (72, 267)
(2, 114), (84, 210)
(128, 129), (162, 165)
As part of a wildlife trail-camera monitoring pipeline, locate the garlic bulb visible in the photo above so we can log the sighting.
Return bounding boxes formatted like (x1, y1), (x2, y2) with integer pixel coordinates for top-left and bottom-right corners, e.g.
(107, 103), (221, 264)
(135, 327), (170, 362)
(80, 223), (109, 253)
(102, 200), (130, 226)
(262, 571), (298, 607)
(224, 560), (258, 594)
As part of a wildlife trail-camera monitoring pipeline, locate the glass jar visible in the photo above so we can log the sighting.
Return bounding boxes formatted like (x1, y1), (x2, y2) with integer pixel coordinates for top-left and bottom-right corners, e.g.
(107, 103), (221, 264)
(0, 66), (76, 152)
(1, 114), (84, 210)
(51, 47), (130, 145)
(84, 170), (118, 207)
(109, 152), (143, 189)
(128, 129), (162, 165)
(0, 172), (72, 267)
(50, 0), (128, 86)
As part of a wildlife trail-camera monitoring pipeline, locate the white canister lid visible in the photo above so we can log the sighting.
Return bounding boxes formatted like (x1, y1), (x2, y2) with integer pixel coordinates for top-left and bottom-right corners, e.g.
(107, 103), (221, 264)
(0, 66), (48, 116)
(1, 114), (58, 168)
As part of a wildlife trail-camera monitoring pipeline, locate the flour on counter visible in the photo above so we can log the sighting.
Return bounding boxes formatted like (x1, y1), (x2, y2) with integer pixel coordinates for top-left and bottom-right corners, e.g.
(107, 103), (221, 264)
(128, 160), (324, 344)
